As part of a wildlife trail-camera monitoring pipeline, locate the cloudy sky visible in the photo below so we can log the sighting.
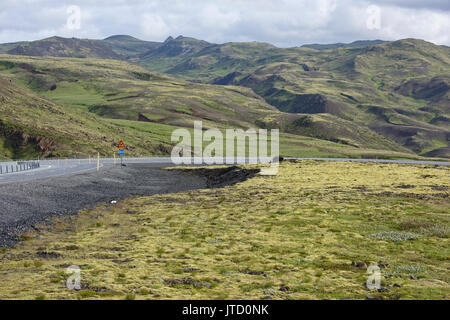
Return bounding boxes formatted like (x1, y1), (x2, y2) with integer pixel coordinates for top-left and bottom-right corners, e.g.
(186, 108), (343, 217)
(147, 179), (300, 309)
(0, 0), (449, 46)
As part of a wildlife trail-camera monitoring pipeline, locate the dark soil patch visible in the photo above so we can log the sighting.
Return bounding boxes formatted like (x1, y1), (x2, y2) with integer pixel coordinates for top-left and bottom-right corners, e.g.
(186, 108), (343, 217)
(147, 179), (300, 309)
(239, 269), (268, 277)
(428, 185), (448, 191)
(373, 191), (448, 199)
(395, 184), (416, 189)
(164, 277), (212, 288)
(175, 166), (260, 188)
(36, 251), (62, 259)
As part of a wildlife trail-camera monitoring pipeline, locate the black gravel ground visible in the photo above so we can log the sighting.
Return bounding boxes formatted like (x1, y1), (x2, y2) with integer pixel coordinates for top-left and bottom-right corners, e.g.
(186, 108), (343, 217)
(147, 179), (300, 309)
(0, 163), (260, 247)
(0, 163), (209, 247)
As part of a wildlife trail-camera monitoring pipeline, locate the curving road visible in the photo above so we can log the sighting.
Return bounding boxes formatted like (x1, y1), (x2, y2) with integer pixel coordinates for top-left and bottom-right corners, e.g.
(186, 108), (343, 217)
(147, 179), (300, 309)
(0, 156), (449, 247)
(1, 156), (449, 185)
(0, 158), (172, 184)
(0, 160), (204, 247)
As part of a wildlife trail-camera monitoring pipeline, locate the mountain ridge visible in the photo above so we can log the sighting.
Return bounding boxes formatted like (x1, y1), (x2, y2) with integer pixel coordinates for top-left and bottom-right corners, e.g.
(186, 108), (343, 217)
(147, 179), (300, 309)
(6, 36), (122, 59)
(0, 35), (448, 158)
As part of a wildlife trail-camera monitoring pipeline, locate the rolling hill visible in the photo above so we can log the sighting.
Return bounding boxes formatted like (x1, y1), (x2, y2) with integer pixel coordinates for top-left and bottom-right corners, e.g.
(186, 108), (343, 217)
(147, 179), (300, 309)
(0, 76), (160, 158)
(133, 37), (450, 158)
(5, 36), (122, 59)
(0, 54), (422, 160)
(102, 35), (162, 58)
(0, 35), (448, 159)
(301, 40), (386, 50)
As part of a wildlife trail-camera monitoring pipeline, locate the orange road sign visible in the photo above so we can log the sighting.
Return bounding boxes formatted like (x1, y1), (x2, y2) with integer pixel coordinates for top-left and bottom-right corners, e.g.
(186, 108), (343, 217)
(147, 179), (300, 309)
(117, 140), (125, 149)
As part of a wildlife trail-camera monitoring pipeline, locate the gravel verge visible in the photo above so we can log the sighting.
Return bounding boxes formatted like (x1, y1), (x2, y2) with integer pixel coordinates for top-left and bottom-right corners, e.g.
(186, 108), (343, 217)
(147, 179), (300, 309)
(0, 163), (259, 247)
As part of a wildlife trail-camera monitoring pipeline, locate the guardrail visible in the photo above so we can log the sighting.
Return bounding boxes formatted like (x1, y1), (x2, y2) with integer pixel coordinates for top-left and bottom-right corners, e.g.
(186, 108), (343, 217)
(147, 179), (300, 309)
(0, 161), (40, 175)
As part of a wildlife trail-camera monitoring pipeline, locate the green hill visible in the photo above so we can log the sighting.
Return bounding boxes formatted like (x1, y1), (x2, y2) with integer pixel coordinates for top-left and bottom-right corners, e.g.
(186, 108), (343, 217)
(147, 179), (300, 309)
(6, 36), (122, 59)
(0, 35), (448, 159)
(0, 41), (27, 53)
(130, 36), (215, 74)
(102, 35), (162, 57)
(301, 40), (386, 50)
(0, 54), (422, 160)
(0, 76), (166, 159)
(134, 38), (450, 157)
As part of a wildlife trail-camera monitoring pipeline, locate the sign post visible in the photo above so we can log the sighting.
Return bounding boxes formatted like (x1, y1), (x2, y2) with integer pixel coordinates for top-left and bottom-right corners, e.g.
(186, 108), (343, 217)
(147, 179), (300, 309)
(117, 140), (125, 169)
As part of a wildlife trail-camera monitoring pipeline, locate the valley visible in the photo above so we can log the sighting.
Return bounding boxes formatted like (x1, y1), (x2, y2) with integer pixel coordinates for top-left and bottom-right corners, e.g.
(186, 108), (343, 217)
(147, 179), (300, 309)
(0, 35), (448, 160)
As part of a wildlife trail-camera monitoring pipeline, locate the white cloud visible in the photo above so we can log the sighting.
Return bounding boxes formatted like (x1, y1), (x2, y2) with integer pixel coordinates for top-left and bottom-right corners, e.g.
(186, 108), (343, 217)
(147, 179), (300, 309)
(199, 5), (240, 30)
(0, 0), (448, 46)
(140, 13), (171, 40)
(378, 7), (450, 44)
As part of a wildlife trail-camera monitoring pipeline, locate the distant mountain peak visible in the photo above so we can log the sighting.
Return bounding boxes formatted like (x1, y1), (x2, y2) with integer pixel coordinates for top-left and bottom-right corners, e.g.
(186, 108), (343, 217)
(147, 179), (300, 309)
(164, 36), (174, 43)
(43, 35), (67, 41)
(6, 36), (122, 59)
(104, 35), (140, 41)
(301, 40), (386, 50)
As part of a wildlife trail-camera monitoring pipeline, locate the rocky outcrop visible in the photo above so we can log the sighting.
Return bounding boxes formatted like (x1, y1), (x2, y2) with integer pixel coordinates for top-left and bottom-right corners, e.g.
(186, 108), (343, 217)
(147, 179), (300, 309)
(0, 121), (55, 158)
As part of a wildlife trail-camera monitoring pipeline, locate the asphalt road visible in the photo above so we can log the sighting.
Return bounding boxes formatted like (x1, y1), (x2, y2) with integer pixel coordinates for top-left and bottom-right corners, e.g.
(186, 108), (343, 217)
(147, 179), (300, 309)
(0, 158), (173, 184)
(0, 157), (449, 247)
(0, 161), (206, 247)
(1, 156), (449, 184)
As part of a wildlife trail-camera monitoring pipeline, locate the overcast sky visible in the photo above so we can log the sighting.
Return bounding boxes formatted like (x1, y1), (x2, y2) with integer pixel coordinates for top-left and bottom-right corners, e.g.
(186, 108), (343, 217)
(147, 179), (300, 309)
(0, 0), (449, 47)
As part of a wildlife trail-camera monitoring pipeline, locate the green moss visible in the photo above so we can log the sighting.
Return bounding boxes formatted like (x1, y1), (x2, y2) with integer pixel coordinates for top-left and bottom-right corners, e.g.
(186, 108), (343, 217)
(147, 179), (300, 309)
(0, 161), (447, 299)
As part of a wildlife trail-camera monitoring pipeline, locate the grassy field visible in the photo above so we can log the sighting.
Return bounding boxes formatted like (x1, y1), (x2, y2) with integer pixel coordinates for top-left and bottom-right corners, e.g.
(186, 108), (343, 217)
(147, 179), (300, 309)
(0, 160), (448, 300)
